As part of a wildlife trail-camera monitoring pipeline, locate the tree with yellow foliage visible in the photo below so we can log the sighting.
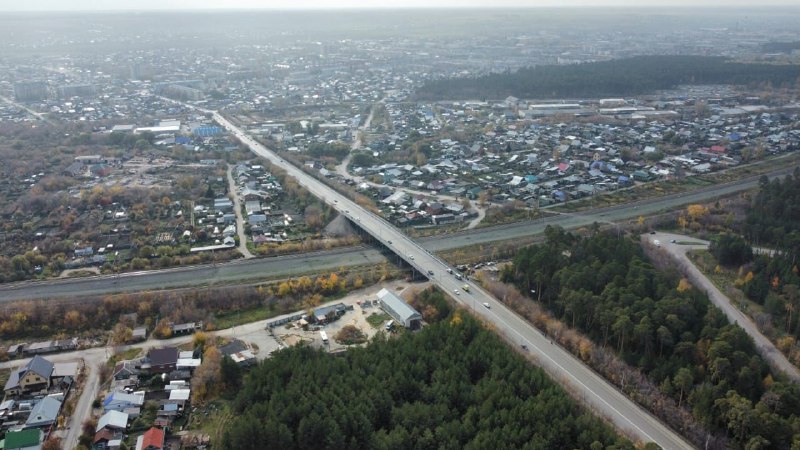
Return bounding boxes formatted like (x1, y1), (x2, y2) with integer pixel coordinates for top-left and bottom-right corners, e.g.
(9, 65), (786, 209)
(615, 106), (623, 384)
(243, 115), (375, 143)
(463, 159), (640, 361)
(192, 346), (222, 404)
(192, 331), (210, 352)
(687, 204), (708, 222)
(153, 318), (172, 339)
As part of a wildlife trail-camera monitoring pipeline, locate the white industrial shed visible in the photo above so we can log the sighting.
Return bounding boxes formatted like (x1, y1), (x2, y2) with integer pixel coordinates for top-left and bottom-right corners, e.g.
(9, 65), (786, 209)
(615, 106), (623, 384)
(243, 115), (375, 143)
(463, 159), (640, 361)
(377, 288), (422, 330)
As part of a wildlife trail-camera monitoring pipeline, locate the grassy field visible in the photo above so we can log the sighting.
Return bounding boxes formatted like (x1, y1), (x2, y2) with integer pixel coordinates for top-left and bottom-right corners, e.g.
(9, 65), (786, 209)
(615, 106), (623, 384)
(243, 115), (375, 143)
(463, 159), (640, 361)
(188, 399), (234, 445)
(366, 312), (390, 328)
(212, 307), (281, 330)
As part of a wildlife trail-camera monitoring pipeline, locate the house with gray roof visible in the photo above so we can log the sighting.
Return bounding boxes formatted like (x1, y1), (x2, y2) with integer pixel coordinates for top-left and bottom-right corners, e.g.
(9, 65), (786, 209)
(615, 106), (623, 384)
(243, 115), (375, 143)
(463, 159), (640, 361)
(24, 396), (61, 429)
(103, 391), (145, 413)
(4, 355), (54, 396)
(97, 410), (129, 432)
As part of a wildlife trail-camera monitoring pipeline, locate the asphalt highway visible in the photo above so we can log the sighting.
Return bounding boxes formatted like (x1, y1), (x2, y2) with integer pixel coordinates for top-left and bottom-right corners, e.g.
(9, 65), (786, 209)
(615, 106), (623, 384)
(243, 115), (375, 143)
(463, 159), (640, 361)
(0, 247), (385, 302)
(209, 113), (695, 448)
(2, 117), (794, 448)
(0, 167), (792, 303)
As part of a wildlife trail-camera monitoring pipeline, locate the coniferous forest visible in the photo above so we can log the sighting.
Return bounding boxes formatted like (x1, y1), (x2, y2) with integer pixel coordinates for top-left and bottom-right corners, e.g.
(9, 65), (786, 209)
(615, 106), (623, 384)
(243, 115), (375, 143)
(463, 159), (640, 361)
(739, 171), (800, 346)
(502, 227), (800, 449)
(221, 311), (633, 450)
(415, 55), (800, 100)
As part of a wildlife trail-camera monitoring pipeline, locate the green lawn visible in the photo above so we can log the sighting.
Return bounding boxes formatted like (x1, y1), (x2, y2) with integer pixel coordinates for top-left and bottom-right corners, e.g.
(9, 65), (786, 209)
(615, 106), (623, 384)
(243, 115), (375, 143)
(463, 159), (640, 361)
(366, 312), (390, 328)
(213, 307), (282, 330)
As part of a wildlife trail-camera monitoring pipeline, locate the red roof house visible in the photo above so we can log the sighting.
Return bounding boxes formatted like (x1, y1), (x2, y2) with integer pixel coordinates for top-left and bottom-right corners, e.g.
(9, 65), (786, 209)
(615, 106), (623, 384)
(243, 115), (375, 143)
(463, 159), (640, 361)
(135, 427), (164, 450)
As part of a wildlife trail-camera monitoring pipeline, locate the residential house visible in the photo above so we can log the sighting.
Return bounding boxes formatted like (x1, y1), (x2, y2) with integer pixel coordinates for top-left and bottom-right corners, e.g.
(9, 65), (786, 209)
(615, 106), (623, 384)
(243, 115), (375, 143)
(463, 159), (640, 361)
(219, 339), (257, 367)
(24, 396), (61, 429)
(240, 187), (264, 201)
(168, 389), (191, 406)
(97, 410), (129, 432)
(103, 391), (145, 413)
(4, 355), (54, 396)
(213, 198), (233, 213)
(244, 200), (262, 215)
(113, 360), (140, 380)
(93, 428), (123, 450)
(135, 427), (165, 450)
(145, 348), (179, 374)
(176, 351), (201, 372)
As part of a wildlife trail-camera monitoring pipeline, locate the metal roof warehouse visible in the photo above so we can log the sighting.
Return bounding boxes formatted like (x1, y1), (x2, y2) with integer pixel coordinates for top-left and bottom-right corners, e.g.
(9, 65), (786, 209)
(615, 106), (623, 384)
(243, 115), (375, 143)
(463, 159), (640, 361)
(377, 288), (422, 330)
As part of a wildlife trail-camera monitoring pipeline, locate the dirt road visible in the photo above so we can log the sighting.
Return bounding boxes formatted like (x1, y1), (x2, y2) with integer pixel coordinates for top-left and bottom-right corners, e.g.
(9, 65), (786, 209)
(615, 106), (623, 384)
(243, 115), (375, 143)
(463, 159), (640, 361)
(226, 164), (254, 259)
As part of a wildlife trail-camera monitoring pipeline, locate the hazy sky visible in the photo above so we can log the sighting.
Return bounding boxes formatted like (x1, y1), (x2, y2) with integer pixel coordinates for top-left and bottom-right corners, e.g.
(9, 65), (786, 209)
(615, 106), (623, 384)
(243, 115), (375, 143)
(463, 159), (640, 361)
(1, 0), (797, 11)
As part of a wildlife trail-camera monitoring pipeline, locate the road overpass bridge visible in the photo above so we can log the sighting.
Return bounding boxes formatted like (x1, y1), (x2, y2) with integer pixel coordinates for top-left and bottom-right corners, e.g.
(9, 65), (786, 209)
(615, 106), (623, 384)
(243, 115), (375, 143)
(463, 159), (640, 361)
(211, 112), (694, 449)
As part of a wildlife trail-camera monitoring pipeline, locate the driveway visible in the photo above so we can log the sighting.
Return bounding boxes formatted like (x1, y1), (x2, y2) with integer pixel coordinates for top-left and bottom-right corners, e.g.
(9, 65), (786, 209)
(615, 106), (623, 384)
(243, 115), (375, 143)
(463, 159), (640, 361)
(645, 232), (800, 382)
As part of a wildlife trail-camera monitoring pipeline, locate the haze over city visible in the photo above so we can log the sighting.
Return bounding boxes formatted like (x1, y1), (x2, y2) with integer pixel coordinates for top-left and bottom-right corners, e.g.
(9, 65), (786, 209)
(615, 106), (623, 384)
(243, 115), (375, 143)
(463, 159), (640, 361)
(1, 2), (800, 450)
(2, 0), (800, 11)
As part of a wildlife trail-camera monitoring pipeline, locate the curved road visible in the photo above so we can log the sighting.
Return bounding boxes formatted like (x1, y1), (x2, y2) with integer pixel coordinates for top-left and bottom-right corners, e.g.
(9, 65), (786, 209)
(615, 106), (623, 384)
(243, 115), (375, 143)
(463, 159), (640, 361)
(648, 232), (800, 382)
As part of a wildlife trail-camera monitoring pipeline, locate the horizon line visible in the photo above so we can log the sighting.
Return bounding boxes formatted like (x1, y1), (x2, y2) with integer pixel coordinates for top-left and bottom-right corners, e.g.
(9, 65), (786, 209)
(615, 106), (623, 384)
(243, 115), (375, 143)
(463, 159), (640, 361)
(4, 4), (800, 13)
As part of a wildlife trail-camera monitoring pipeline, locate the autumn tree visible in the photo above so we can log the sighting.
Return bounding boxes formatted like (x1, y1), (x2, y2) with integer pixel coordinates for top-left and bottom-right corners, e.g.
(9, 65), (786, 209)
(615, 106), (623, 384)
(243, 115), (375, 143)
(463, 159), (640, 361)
(192, 346), (223, 404)
(110, 323), (133, 346)
(153, 319), (172, 339)
(192, 331), (210, 353)
(41, 437), (63, 450)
